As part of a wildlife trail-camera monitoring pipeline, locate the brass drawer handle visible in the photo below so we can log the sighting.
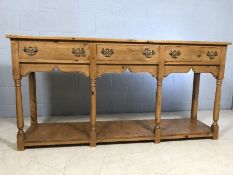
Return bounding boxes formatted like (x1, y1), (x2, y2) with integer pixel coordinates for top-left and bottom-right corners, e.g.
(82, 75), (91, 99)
(169, 50), (181, 59)
(207, 51), (217, 59)
(23, 46), (38, 56)
(143, 48), (155, 58)
(101, 48), (114, 57)
(72, 48), (86, 57)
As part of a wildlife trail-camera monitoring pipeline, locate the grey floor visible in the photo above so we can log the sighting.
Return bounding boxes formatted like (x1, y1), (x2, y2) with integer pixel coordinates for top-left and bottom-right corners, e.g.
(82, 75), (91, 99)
(0, 110), (233, 175)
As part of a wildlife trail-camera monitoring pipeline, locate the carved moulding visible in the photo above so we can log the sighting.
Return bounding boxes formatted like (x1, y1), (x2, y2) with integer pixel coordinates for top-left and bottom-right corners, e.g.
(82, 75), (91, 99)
(164, 66), (219, 78)
(96, 65), (158, 78)
(20, 64), (90, 77)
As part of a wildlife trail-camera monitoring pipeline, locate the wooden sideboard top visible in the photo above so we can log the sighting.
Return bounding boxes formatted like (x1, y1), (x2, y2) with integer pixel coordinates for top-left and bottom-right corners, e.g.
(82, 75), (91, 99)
(6, 35), (231, 46)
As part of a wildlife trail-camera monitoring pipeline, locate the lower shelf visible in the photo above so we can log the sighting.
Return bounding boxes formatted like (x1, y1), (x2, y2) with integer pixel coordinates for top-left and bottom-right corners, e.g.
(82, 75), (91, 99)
(24, 118), (213, 147)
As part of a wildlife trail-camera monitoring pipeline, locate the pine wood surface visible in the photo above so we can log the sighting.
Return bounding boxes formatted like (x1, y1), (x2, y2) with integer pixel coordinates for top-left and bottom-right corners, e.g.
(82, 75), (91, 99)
(6, 35), (231, 45)
(19, 41), (90, 60)
(24, 119), (212, 147)
(6, 35), (231, 150)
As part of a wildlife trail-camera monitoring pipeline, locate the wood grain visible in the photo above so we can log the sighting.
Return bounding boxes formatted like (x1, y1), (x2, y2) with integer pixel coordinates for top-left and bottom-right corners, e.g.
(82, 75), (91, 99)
(6, 35), (231, 45)
(90, 44), (97, 147)
(15, 79), (25, 151)
(21, 64), (90, 77)
(191, 73), (200, 120)
(165, 46), (221, 63)
(6, 35), (231, 150)
(164, 66), (219, 78)
(160, 118), (213, 139)
(96, 44), (159, 62)
(19, 41), (90, 60)
(28, 72), (37, 125)
(24, 119), (212, 147)
(212, 79), (222, 139)
(24, 122), (90, 146)
(96, 65), (157, 78)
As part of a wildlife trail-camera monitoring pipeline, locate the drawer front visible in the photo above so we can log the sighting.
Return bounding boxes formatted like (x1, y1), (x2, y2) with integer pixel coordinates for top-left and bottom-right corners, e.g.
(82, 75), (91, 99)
(97, 44), (159, 62)
(165, 46), (221, 63)
(19, 41), (90, 60)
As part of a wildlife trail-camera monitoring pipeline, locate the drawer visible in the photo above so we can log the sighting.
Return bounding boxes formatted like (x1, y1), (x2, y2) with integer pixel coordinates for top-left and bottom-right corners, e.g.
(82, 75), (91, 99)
(19, 41), (90, 60)
(165, 46), (221, 63)
(96, 44), (159, 62)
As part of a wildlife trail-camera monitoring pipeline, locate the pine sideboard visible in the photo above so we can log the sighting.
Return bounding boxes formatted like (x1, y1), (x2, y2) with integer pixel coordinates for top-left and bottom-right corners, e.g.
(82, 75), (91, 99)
(6, 35), (231, 151)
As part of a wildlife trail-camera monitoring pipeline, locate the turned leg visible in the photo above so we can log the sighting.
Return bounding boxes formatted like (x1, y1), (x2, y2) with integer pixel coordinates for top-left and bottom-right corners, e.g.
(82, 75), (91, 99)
(191, 73), (200, 120)
(155, 79), (162, 143)
(29, 72), (37, 126)
(211, 79), (222, 140)
(15, 79), (25, 151)
(90, 79), (96, 147)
